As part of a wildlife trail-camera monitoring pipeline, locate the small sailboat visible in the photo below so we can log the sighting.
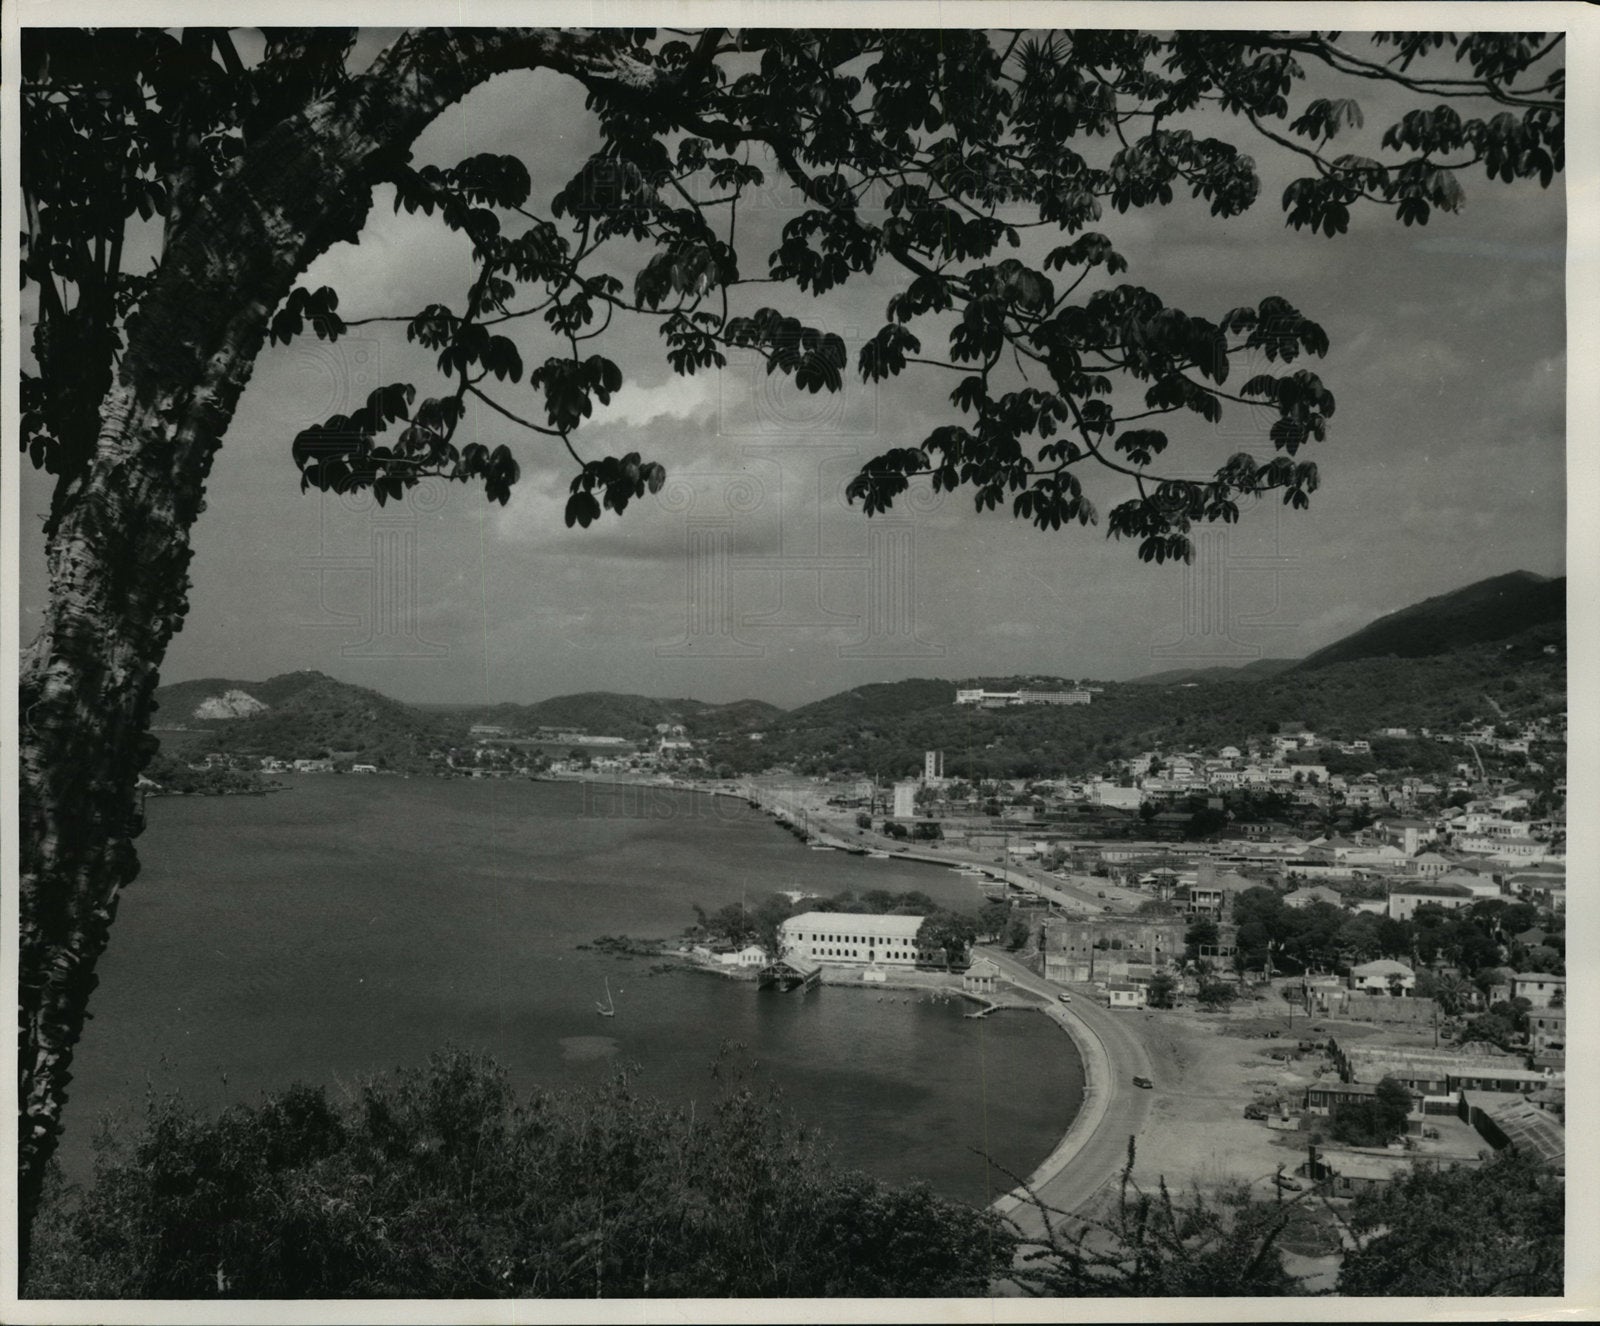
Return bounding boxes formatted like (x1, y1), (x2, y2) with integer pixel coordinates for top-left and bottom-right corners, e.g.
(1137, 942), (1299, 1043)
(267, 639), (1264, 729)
(595, 977), (616, 1018)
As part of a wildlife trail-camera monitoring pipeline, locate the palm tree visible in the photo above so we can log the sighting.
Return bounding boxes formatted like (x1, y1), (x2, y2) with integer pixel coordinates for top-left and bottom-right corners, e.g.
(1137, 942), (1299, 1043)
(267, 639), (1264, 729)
(1431, 974), (1468, 1016)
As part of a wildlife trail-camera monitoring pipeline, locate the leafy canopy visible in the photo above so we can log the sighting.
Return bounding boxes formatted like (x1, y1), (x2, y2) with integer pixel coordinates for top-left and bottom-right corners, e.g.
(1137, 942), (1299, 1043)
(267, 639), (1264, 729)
(22, 28), (1564, 558)
(1336, 1147), (1563, 1296)
(27, 1048), (1014, 1298)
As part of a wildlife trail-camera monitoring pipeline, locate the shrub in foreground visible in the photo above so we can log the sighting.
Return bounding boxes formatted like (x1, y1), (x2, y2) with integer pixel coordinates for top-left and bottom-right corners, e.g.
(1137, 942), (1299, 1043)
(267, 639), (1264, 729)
(28, 1049), (1014, 1298)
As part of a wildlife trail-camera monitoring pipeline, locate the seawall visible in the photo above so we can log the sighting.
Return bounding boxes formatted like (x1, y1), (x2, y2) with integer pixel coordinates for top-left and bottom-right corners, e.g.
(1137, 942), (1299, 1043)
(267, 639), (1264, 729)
(990, 995), (1113, 1218)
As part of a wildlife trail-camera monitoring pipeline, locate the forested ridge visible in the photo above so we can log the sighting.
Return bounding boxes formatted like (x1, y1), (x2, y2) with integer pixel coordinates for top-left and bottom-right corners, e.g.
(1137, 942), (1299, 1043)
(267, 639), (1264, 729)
(155, 615), (1563, 783)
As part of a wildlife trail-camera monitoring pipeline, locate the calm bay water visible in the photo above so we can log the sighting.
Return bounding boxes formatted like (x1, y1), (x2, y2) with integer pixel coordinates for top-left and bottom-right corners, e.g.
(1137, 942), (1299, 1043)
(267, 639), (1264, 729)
(63, 776), (1083, 1207)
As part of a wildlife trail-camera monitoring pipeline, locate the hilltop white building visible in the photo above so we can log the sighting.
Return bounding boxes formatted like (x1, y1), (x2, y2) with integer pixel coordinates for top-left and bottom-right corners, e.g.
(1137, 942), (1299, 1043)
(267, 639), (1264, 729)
(954, 687), (1091, 706)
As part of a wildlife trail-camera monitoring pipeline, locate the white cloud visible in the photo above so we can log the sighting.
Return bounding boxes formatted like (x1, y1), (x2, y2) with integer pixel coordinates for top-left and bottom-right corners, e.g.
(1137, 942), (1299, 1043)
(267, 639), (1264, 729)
(590, 372), (721, 429)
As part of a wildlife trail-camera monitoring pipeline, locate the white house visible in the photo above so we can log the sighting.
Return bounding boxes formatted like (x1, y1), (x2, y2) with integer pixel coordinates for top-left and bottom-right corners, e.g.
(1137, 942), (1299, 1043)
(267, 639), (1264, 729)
(1486, 837), (1550, 863)
(1107, 982), (1147, 1010)
(1387, 883), (1474, 922)
(1284, 885), (1342, 910)
(1407, 851), (1451, 877)
(1350, 959), (1416, 996)
(1378, 819), (1432, 855)
(1433, 868), (1502, 901)
(1512, 973), (1566, 1009)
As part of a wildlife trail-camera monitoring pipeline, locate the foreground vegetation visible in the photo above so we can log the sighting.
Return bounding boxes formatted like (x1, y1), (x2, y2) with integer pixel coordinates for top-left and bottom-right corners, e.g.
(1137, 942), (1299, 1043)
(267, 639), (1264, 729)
(29, 1049), (1011, 1298)
(28, 1051), (1561, 1299)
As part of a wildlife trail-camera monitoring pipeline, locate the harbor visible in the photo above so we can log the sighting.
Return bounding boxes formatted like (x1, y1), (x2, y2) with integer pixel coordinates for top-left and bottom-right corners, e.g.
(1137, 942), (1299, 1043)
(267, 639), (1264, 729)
(60, 774), (1084, 1211)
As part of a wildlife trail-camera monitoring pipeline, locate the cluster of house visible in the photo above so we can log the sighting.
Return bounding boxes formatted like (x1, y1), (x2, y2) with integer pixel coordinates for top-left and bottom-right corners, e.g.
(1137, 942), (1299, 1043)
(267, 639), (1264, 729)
(1033, 849), (1564, 1012)
(1055, 828), (1568, 934)
(179, 714), (708, 783)
(906, 709), (1560, 835)
(1294, 1038), (1565, 1192)
(1101, 728), (1554, 823)
(254, 756), (334, 773)
(1317, 963), (1566, 1053)
(421, 722), (704, 779)
(1027, 892), (1566, 1190)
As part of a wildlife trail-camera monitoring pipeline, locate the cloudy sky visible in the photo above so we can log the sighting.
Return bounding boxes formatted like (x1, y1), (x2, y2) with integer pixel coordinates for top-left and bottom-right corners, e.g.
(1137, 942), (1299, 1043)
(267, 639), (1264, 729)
(18, 25), (1567, 710)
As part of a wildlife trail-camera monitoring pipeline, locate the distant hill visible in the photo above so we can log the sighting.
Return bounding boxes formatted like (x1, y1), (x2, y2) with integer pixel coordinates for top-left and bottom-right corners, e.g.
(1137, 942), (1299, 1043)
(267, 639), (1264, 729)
(149, 569), (1565, 783)
(152, 670), (459, 769)
(152, 672), (786, 767)
(459, 692), (784, 738)
(1125, 571), (1564, 683)
(1130, 658), (1298, 687)
(151, 670), (346, 725)
(696, 622), (1564, 782)
(1298, 571), (1564, 670)
(784, 679), (959, 726)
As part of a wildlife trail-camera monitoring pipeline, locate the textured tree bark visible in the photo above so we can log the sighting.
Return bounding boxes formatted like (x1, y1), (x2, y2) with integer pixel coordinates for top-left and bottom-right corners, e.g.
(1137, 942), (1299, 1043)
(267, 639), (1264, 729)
(15, 27), (668, 1282)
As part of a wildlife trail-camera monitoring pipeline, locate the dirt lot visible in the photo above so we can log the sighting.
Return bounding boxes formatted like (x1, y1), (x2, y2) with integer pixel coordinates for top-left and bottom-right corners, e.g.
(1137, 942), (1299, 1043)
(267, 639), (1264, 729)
(1082, 999), (1448, 1214)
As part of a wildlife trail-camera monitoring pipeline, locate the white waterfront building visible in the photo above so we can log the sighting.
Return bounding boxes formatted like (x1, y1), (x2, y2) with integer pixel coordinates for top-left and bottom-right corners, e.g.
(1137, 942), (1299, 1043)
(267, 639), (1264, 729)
(779, 911), (931, 967)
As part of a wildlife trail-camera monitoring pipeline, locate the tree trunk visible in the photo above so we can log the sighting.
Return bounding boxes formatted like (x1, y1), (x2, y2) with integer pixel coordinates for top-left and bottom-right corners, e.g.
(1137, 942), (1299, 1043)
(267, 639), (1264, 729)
(16, 28), (667, 1283)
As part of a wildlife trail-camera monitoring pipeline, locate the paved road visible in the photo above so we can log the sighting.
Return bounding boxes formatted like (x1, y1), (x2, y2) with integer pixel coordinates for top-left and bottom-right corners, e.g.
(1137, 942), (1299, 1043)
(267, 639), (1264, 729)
(737, 785), (1113, 913)
(982, 949), (1159, 1236)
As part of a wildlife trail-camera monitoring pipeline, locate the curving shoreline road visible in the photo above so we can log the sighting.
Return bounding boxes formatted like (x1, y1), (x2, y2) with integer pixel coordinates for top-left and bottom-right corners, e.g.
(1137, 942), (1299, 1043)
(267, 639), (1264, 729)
(982, 947), (1159, 1235)
(669, 782), (1164, 1226)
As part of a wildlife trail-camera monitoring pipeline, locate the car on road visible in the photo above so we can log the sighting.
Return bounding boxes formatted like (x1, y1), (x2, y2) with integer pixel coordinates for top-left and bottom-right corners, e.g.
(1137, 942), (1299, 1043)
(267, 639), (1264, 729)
(1132, 1075), (1153, 1090)
(1243, 1103), (1269, 1120)
(1273, 1174), (1303, 1191)
(1058, 993), (1073, 1003)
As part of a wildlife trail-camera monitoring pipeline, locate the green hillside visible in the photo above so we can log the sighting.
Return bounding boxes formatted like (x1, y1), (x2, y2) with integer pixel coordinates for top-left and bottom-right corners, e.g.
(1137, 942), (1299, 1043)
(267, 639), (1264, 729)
(1298, 571), (1564, 669)
(152, 672), (784, 767)
(153, 671), (460, 770)
(150, 670), (345, 725)
(149, 572), (1565, 784)
(1129, 658), (1299, 686)
(700, 624), (1565, 781)
(784, 679), (959, 726)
